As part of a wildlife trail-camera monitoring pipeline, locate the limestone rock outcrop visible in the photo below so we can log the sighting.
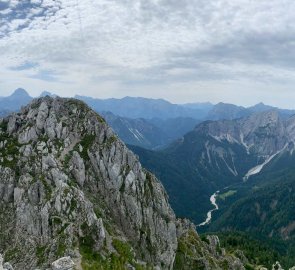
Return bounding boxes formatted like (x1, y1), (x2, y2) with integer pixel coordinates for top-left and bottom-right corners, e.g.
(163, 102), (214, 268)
(0, 97), (176, 269)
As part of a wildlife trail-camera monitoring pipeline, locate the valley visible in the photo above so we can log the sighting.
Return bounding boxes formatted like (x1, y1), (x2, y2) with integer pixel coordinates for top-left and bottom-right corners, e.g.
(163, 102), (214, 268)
(2, 90), (295, 268)
(129, 107), (295, 268)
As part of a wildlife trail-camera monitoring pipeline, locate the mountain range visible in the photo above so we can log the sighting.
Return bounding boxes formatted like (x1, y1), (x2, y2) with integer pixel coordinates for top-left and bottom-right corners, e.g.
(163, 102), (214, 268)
(2, 89), (295, 268)
(3, 89), (295, 122)
(0, 89), (56, 116)
(2, 88), (295, 150)
(0, 96), (262, 269)
(75, 95), (212, 120)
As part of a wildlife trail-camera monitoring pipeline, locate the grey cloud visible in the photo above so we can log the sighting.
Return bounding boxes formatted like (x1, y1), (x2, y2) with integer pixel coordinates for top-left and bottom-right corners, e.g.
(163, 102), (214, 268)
(29, 69), (61, 82)
(9, 61), (39, 70)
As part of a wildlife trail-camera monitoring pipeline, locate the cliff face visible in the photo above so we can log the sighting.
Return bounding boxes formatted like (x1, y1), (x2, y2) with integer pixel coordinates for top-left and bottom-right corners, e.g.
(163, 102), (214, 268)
(0, 97), (177, 269)
(196, 110), (289, 157)
(0, 97), (246, 270)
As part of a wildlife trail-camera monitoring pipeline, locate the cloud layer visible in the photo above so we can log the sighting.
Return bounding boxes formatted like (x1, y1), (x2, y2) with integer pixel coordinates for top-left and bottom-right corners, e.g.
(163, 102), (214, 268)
(1, 0), (295, 107)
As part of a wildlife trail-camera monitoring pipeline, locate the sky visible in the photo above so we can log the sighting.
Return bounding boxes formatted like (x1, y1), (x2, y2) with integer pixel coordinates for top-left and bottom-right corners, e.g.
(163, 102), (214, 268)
(1, 0), (295, 108)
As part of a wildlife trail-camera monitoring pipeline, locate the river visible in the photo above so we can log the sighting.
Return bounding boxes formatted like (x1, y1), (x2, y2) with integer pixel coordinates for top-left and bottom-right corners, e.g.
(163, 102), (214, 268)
(197, 190), (219, 227)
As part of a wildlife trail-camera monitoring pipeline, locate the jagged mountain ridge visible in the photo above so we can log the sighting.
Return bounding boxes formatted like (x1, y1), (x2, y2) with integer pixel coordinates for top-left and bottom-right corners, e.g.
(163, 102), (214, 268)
(2, 88), (295, 122)
(75, 95), (211, 120)
(206, 101), (295, 121)
(2, 89), (295, 153)
(0, 97), (249, 269)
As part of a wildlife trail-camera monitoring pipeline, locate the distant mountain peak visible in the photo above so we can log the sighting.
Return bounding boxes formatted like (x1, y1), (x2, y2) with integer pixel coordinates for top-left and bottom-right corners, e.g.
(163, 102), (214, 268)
(10, 88), (30, 97)
(248, 102), (274, 112)
(39, 91), (55, 97)
(257, 102), (265, 105)
(215, 102), (244, 108)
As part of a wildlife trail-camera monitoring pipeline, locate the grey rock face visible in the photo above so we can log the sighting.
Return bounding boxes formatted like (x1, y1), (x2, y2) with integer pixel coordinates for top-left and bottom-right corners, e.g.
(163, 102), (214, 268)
(186, 109), (295, 183)
(3, 263), (14, 270)
(36, 102), (49, 131)
(51, 257), (74, 270)
(0, 254), (14, 270)
(70, 151), (85, 187)
(0, 254), (3, 270)
(272, 261), (284, 270)
(206, 235), (222, 257)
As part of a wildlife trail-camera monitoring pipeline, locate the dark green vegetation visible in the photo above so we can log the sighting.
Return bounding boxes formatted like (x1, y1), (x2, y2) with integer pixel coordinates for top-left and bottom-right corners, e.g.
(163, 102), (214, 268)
(204, 152), (295, 268)
(79, 231), (138, 270)
(173, 229), (261, 270)
(77, 134), (96, 159)
(218, 190), (237, 200)
(174, 230), (207, 270)
(203, 231), (295, 269)
(210, 157), (295, 239)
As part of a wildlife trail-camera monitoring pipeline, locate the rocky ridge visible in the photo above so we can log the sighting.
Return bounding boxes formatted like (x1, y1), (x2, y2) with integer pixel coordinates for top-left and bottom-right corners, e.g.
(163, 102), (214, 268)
(0, 96), (264, 269)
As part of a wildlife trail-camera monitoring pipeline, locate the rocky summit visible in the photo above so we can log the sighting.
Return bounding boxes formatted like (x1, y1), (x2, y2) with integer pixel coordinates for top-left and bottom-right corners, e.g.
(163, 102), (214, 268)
(0, 96), (250, 269)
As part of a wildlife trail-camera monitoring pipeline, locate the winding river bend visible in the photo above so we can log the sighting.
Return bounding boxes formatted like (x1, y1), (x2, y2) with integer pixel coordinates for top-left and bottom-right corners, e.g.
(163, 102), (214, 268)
(197, 190), (220, 227)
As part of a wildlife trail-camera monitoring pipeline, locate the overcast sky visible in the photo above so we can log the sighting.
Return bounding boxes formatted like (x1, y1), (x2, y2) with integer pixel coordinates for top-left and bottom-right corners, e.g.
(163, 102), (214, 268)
(1, 0), (295, 107)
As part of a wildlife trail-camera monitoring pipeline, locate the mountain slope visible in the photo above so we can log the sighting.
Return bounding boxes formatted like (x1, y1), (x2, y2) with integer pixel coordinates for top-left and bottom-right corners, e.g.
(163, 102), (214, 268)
(102, 112), (200, 149)
(0, 97), (250, 270)
(147, 117), (201, 144)
(131, 110), (295, 224)
(101, 112), (170, 149)
(0, 110), (10, 117)
(209, 147), (295, 240)
(131, 130), (257, 223)
(207, 102), (249, 120)
(206, 154), (295, 268)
